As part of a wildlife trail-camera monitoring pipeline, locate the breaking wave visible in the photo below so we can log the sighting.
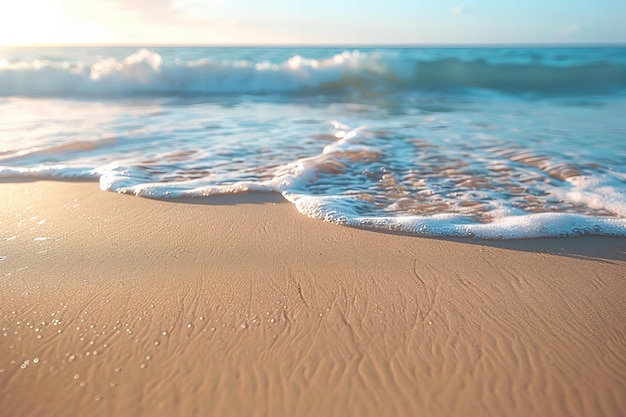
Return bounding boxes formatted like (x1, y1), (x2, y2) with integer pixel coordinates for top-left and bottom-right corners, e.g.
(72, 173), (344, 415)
(1, 49), (624, 98)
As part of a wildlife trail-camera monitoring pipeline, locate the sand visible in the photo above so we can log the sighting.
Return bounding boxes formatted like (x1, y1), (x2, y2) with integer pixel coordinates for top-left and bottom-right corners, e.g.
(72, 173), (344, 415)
(1, 181), (625, 417)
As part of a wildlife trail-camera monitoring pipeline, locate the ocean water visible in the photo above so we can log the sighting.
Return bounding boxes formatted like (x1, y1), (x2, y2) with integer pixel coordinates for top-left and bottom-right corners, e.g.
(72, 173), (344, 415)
(1, 46), (625, 239)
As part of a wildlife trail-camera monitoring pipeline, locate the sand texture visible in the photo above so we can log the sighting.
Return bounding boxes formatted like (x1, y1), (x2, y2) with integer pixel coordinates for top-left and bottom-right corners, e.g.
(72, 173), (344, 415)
(1, 181), (625, 417)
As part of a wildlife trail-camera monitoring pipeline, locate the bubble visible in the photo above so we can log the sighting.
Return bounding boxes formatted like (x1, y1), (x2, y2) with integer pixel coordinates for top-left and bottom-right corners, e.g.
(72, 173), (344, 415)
(154, 341), (159, 346)
(240, 323), (247, 329)
(199, 316), (204, 321)
(80, 381), (86, 387)
(140, 363), (147, 369)
(162, 331), (168, 336)
(187, 323), (193, 329)
(74, 374), (80, 379)
(145, 355), (151, 361)
(109, 382), (117, 388)
(95, 394), (103, 401)
(33, 358), (39, 364)
(115, 367), (122, 372)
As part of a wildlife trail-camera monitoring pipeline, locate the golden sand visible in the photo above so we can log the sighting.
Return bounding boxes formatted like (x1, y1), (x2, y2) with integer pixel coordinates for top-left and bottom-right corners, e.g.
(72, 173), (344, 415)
(1, 181), (625, 417)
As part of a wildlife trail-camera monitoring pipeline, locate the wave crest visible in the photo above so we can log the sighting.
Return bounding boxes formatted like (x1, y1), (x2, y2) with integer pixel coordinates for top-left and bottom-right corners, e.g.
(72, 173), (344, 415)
(1, 48), (624, 98)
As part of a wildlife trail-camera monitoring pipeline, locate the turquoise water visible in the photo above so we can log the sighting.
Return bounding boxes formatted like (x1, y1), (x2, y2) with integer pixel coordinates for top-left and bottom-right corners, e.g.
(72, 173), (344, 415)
(1, 46), (625, 238)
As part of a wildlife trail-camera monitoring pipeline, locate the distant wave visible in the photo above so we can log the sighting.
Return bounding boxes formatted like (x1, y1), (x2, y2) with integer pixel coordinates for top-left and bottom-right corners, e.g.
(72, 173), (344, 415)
(1, 49), (625, 98)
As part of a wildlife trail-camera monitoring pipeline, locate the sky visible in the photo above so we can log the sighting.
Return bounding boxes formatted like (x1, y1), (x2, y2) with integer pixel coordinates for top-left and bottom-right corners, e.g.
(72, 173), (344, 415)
(0, 0), (625, 46)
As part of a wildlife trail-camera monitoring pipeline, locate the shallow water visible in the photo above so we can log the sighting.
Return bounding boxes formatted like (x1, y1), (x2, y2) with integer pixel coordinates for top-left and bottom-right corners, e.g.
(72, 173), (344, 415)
(1, 46), (625, 238)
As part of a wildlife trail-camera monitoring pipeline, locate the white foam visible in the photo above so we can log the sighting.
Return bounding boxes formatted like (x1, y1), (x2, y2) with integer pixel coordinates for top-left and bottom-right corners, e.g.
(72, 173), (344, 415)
(558, 175), (626, 217)
(0, 165), (100, 180)
(291, 195), (626, 239)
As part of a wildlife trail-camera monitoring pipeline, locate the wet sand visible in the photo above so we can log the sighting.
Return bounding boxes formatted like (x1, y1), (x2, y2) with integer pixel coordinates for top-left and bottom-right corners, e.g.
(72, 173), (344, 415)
(1, 181), (625, 417)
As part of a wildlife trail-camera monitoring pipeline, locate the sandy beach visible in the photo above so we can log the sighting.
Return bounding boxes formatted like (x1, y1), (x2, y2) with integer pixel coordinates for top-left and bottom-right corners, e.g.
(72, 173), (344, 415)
(1, 180), (625, 417)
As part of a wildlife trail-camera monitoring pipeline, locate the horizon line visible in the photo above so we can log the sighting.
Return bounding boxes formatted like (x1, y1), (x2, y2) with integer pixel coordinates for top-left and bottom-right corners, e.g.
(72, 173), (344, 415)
(2, 41), (625, 48)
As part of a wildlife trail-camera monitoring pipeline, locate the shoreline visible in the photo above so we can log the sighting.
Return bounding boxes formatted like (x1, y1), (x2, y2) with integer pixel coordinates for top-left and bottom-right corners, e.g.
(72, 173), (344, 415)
(1, 181), (625, 417)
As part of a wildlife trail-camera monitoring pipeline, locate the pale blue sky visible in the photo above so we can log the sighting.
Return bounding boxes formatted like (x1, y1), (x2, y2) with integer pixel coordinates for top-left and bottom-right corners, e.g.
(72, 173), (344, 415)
(1, 0), (625, 45)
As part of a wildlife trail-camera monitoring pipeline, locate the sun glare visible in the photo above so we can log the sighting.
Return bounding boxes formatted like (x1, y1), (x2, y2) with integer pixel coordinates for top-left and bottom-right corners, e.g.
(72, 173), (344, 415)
(0, 0), (106, 46)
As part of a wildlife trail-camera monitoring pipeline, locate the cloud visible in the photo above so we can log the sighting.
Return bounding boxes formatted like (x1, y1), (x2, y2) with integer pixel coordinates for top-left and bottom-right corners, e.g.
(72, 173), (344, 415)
(560, 24), (580, 36)
(173, 0), (226, 10)
(172, 0), (227, 20)
(89, 0), (226, 25)
(558, 22), (597, 37)
(452, 6), (464, 15)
